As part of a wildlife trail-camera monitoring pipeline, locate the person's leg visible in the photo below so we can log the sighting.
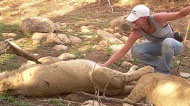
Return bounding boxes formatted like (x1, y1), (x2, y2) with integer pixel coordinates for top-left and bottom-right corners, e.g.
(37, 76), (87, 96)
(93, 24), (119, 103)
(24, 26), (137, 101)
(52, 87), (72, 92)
(156, 38), (183, 73)
(131, 42), (162, 67)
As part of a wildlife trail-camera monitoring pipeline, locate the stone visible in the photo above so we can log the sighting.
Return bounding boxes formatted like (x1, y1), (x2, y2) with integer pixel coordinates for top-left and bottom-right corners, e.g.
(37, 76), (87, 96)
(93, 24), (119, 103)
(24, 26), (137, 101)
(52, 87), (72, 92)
(57, 34), (71, 44)
(32, 33), (49, 45)
(81, 26), (90, 33)
(120, 36), (128, 42)
(69, 36), (82, 44)
(53, 45), (68, 51)
(104, 28), (115, 34)
(113, 33), (122, 38)
(81, 100), (107, 106)
(21, 17), (55, 34)
(46, 33), (64, 45)
(109, 44), (124, 53)
(38, 56), (61, 64)
(97, 30), (123, 44)
(2, 33), (17, 38)
(121, 61), (133, 67)
(58, 53), (76, 60)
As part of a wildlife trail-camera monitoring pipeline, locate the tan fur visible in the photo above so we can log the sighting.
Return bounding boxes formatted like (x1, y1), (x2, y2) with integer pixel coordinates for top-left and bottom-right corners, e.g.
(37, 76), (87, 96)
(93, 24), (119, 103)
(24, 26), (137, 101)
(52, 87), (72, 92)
(124, 73), (190, 106)
(0, 59), (153, 97)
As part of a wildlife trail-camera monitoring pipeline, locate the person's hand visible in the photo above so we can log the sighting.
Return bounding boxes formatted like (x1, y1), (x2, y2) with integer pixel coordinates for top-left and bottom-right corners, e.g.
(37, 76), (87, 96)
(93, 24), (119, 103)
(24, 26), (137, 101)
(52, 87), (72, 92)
(97, 63), (106, 67)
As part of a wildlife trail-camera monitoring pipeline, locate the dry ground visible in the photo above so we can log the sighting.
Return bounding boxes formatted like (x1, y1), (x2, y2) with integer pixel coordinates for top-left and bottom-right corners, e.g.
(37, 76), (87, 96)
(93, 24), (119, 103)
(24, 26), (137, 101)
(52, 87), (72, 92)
(0, 0), (190, 106)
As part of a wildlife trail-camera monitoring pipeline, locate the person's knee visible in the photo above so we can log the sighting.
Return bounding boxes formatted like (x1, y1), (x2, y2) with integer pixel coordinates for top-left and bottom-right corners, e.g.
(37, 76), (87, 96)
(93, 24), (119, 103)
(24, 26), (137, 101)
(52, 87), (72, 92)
(162, 38), (174, 47)
(162, 38), (182, 55)
(162, 38), (177, 51)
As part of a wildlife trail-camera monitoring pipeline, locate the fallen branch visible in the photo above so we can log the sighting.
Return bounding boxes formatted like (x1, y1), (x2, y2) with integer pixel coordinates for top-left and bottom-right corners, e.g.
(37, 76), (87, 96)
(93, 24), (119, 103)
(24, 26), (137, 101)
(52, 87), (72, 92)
(0, 39), (42, 64)
(79, 92), (153, 106)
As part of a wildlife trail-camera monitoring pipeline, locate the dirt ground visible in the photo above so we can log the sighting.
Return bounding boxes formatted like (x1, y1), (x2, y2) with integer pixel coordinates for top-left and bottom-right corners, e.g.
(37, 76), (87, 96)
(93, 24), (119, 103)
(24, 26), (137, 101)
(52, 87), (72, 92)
(0, 0), (190, 106)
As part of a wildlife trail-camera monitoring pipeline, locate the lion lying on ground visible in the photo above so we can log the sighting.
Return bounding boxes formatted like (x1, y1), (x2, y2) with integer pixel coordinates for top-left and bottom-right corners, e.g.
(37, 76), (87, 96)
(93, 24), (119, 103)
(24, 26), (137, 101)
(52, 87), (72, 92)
(0, 59), (153, 97)
(124, 73), (190, 106)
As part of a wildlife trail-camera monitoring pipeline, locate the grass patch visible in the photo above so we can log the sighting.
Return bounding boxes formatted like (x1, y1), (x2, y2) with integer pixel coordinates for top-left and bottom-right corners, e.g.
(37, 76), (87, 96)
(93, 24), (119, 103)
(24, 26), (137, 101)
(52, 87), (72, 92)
(111, 60), (123, 67)
(0, 94), (30, 106)
(72, 51), (83, 58)
(133, 58), (141, 65)
(171, 60), (178, 69)
(14, 101), (30, 106)
(0, 54), (21, 72)
(0, 22), (26, 41)
(105, 48), (112, 56)
(0, 94), (15, 102)
(49, 98), (66, 106)
(17, 38), (32, 48)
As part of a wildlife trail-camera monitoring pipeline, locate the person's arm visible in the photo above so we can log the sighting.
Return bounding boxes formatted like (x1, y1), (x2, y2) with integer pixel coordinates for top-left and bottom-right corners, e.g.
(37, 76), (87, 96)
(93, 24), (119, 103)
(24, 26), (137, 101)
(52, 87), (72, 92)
(154, 6), (190, 24)
(101, 30), (142, 67)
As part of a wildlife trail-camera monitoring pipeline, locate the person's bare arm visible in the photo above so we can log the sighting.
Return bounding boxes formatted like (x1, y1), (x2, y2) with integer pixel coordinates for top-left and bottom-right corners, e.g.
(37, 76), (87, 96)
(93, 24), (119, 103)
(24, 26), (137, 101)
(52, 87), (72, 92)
(154, 6), (190, 25)
(101, 30), (142, 67)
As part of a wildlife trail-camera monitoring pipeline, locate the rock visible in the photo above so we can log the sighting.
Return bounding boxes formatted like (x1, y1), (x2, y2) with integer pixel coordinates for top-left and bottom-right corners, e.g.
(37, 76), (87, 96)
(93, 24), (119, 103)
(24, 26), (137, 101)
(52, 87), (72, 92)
(97, 40), (110, 49)
(109, 44), (124, 53)
(46, 33), (64, 45)
(114, 27), (124, 34)
(180, 72), (190, 78)
(69, 36), (82, 44)
(61, 23), (67, 29)
(87, 25), (96, 30)
(38, 56), (61, 64)
(120, 36), (128, 42)
(21, 17), (55, 34)
(104, 28), (115, 34)
(123, 103), (133, 106)
(53, 45), (68, 51)
(109, 15), (133, 33)
(78, 45), (89, 52)
(81, 100), (107, 106)
(124, 49), (133, 61)
(58, 53), (76, 60)
(97, 30), (123, 44)
(31, 33), (49, 45)
(113, 33), (122, 38)
(2, 33), (17, 38)
(54, 22), (62, 31)
(121, 61), (133, 67)
(57, 34), (71, 44)
(109, 44), (133, 60)
(81, 26), (90, 33)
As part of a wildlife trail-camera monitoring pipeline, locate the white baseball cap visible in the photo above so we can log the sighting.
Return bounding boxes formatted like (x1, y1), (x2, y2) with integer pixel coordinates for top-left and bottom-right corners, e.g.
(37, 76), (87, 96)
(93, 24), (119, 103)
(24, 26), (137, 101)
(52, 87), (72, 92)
(126, 5), (150, 22)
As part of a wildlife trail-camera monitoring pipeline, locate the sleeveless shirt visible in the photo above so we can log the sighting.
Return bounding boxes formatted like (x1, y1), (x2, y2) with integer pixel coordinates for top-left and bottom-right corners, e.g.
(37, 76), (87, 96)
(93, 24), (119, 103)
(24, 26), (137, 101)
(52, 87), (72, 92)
(139, 15), (174, 42)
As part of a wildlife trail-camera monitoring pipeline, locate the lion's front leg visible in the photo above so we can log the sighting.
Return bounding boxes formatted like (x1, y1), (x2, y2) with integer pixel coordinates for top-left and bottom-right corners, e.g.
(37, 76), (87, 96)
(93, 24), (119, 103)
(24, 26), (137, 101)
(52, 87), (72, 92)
(90, 66), (154, 95)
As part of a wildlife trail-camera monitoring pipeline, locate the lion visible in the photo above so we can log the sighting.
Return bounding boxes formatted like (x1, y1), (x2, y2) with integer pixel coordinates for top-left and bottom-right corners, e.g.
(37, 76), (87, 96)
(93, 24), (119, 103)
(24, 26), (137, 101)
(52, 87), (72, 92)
(0, 59), (154, 97)
(123, 73), (190, 106)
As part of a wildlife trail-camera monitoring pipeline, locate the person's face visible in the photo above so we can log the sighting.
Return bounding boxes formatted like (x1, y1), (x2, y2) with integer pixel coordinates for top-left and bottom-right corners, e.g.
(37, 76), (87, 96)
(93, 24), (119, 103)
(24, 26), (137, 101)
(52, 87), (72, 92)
(132, 17), (147, 29)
